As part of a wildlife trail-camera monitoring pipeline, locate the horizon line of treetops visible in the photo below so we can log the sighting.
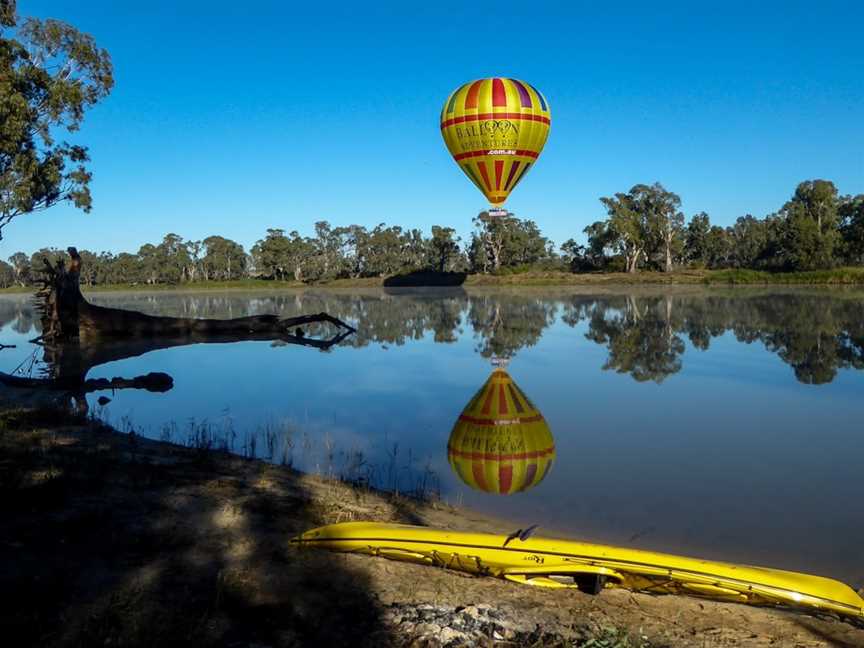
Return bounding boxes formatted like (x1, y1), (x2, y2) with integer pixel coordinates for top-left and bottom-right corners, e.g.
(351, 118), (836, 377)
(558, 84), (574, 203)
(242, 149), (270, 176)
(1, 179), (862, 288)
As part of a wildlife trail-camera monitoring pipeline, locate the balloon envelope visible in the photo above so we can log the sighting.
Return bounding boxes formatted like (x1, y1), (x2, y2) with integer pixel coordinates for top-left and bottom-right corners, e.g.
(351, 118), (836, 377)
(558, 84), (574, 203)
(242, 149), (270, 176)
(440, 78), (551, 206)
(448, 368), (555, 495)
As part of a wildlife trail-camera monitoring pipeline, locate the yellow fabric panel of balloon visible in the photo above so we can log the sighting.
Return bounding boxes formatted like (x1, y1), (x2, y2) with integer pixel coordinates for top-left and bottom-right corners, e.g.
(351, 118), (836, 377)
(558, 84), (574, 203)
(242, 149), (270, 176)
(448, 368), (555, 495)
(440, 78), (551, 205)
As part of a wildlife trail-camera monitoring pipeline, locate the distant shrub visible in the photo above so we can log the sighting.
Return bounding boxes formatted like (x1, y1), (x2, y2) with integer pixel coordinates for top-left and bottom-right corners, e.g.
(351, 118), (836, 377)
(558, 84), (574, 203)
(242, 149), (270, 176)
(704, 267), (864, 284)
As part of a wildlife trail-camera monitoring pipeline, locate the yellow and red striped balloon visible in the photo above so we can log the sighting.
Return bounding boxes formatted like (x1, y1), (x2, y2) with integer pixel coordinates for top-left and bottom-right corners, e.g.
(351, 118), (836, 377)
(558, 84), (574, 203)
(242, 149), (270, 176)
(448, 368), (555, 495)
(440, 78), (551, 206)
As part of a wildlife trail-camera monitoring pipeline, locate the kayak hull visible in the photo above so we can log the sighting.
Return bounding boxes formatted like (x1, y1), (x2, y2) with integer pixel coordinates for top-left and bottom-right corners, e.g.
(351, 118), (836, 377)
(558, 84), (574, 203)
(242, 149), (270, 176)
(292, 521), (864, 622)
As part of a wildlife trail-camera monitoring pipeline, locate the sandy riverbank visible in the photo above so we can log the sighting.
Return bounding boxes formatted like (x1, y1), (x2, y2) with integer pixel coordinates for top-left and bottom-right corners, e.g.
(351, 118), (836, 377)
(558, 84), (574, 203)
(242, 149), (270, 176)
(1, 403), (862, 647)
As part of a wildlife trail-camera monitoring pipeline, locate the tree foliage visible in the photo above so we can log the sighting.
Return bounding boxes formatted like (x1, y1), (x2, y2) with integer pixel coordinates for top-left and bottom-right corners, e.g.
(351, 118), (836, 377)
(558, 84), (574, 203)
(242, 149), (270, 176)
(468, 212), (552, 273)
(3, 179), (864, 287)
(840, 194), (864, 264)
(779, 180), (840, 270)
(589, 180), (863, 272)
(0, 1), (113, 237)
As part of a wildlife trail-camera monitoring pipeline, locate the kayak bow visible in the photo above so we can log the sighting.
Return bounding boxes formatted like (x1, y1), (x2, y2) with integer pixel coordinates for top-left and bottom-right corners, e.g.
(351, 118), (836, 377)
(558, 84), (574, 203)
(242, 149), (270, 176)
(292, 522), (864, 622)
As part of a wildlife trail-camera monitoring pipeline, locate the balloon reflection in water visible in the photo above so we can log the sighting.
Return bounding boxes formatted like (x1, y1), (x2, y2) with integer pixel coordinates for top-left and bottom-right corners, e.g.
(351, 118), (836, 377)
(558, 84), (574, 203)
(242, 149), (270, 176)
(448, 368), (554, 495)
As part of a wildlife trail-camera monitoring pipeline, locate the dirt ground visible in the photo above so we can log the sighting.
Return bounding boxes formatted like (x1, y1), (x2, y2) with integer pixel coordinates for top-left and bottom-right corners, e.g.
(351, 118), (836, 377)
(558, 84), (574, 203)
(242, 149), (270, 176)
(1, 404), (862, 647)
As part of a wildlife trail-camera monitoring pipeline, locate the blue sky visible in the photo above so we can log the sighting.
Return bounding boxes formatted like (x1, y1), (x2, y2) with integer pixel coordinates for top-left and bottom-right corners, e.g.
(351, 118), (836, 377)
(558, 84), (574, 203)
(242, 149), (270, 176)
(2, 0), (862, 256)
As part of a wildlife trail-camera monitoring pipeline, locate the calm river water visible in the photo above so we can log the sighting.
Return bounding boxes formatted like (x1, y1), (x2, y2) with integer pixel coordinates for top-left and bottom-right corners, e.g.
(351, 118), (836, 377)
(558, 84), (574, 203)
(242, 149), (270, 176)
(1, 287), (862, 585)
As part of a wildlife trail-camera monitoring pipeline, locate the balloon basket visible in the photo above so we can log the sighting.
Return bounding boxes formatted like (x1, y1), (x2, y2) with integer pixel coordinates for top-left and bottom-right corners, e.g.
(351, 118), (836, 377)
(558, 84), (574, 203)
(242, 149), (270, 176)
(487, 208), (509, 218)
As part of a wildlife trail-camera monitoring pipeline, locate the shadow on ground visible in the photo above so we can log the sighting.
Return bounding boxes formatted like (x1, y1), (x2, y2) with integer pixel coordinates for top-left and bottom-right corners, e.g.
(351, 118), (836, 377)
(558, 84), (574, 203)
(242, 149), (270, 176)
(2, 405), (864, 648)
(0, 406), (394, 647)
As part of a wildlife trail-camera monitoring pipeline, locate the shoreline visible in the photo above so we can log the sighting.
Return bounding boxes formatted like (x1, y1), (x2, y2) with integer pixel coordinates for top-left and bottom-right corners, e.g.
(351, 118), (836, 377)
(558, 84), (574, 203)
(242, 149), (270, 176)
(2, 267), (864, 294)
(1, 402), (862, 646)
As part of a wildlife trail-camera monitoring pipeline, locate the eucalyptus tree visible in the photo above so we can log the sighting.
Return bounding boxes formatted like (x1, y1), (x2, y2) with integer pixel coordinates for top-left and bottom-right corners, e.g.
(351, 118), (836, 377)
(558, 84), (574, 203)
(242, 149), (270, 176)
(776, 180), (840, 270)
(470, 213), (509, 272)
(76, 249), (100, 286)
(469, 212), (551, 272)
(705, 225), (731, 268)
(559, 238), (588, 271)
(0, 1), (113, 238)
(727, 215), (769, 268)
(683, 213), (731, 269)
(158, 233), (192, 283)
(0, 259), (13, 288)
(632, 183), (684, 272)
(839, 194), (864, 264)
(185, 240), (204, 282)
(251, 228), (309, 281)
(400, 227), (427, 270)
(338, 225), (367, 279)
(7, 251), (29, 286)
(684, 212), (711, 266)
(598, 191), (647, 273)
(202, 235), (246, 281)
(428, 225), (460, 272)
(310, 221), (346, 280)
(581, 220), (616, 269)
(356, 224), (406, 276)
(137, 244), (161, 284)
(507, 218), (552, 266)
(110, 252), (142, 284)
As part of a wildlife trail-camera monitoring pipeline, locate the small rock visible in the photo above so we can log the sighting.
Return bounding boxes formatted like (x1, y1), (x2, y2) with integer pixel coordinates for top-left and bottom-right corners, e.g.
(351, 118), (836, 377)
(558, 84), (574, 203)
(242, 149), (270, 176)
(462, 605), (481, 619)
(413, 623), (439, 636)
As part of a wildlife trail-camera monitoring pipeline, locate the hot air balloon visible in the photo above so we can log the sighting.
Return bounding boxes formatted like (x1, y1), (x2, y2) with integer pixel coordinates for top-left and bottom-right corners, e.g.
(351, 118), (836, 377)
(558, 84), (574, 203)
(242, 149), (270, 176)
(440, 78), (551, 216)
(448, 367), (555, 495)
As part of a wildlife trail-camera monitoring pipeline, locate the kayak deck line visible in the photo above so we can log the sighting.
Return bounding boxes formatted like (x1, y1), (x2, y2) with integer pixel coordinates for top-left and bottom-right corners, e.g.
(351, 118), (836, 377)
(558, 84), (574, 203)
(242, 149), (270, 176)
(292, 522), (864, 622)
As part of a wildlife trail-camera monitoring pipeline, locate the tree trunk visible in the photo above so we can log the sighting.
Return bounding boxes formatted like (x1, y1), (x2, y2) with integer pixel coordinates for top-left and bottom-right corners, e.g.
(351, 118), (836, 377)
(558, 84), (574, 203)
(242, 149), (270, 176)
(1, 247), (356, 411)
(35, 247), (355, 346)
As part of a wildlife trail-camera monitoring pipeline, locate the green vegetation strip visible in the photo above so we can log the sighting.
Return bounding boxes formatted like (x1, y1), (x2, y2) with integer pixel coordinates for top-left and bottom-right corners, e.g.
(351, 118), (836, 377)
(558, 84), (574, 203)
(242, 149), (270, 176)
(703, 267), (864, 285)
(4, 268), (864, 294)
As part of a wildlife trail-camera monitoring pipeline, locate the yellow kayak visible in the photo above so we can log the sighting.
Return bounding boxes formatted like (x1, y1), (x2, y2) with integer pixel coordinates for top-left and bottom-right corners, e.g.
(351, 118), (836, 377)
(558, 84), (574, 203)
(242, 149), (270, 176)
(292, 522), (864, 622)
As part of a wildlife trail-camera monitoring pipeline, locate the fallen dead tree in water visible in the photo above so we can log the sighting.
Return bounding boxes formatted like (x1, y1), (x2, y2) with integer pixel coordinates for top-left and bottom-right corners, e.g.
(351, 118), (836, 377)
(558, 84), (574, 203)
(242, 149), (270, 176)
(34, 247), (355, 345)
(0, 247), (356, 410)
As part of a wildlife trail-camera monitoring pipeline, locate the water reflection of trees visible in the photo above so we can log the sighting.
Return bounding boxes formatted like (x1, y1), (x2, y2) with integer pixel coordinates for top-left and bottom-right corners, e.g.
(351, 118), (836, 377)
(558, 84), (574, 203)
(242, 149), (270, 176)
(84, 291), (557, 359)
(572, 292), (864, 385)
(466, 294), (557, 358)
(4, 290), (864, 385)
(583, 297), (684, 383)
(0, 297), (37, 334)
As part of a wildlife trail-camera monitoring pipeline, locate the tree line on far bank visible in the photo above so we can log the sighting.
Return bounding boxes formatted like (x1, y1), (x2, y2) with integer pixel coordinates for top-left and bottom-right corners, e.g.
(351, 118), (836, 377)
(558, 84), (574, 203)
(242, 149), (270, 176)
(570, 179), (864, 274)
(1, 179), (862, 288)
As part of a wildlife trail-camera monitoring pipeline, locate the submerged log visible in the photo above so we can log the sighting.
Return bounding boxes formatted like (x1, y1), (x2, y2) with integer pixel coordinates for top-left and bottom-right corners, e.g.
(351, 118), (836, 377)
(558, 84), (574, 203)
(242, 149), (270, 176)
(36, 247), (356, 344)
(0, 247), (356, 413)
